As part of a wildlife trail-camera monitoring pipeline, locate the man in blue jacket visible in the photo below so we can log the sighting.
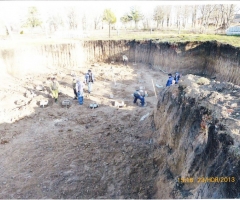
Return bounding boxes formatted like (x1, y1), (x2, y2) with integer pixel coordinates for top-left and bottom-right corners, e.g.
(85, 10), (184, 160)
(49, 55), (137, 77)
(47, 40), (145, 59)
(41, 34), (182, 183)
(166, 74), (174, 87)
(133, 87), (146, 107)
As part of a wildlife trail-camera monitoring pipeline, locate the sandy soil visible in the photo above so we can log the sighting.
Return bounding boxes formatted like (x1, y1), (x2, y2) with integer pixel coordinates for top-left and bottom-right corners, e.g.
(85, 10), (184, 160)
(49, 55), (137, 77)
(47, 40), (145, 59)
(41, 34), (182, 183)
(0, 62), (167, 198)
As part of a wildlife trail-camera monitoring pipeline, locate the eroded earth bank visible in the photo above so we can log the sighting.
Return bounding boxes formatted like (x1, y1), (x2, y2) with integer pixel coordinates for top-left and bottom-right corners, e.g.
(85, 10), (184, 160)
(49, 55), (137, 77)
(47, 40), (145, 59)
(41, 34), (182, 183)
(0, 40), (239, 198)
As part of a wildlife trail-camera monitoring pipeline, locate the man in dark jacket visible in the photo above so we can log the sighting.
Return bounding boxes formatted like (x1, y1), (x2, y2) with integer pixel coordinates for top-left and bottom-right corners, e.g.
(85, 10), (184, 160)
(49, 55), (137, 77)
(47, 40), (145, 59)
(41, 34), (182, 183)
(133, 87), (147, 107)
(166, 74), (174, 87)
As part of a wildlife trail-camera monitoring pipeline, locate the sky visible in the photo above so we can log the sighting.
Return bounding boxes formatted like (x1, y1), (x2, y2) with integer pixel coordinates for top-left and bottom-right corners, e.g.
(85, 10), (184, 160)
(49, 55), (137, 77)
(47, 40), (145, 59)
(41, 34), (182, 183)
(0, 1), (239, 24)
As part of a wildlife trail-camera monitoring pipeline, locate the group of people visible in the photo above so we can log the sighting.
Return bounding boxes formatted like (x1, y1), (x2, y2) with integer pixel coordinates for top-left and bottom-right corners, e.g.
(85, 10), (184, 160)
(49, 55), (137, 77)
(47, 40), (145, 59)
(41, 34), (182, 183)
(166, 72), (181, 87)
(132, 72), (181, 107)
(49, 69), (94, 105)
(48, 66), (180, 108)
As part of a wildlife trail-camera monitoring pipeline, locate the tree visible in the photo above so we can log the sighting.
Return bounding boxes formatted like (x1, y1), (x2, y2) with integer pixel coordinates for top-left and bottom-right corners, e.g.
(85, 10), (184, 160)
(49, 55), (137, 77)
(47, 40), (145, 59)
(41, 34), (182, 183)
(127, 6), (144, 29)
(191, 5), (199, 28)
(94, 14), (102, 30)
(67, 7), (79, 30)
(103, 9), (116, 37)
(120, 14), (129, 29)
(153, 6), (165, 29)
(24, 7), (42, 28)
(164, 5), (172, 27)
(47, 14), (64, 32)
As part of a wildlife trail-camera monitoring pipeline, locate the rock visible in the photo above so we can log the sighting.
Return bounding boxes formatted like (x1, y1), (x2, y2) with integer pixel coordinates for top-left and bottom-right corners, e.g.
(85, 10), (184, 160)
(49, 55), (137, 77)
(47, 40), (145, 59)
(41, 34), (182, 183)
(62, 100), (72, 107)
(231, 103), (237, 108)
(196, 77), (210, 85)
(36, 85), (44, 91)
(156, 84), (163, 88)
(40, 99), (48, 108)
(114, 101), (125, 108)
(140, 113), (150, 121)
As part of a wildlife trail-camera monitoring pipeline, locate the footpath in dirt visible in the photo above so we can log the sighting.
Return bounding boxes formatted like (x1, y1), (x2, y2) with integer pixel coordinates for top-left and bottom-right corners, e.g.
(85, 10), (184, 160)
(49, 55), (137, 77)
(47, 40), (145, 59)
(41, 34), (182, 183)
(0, 62), (167, 198)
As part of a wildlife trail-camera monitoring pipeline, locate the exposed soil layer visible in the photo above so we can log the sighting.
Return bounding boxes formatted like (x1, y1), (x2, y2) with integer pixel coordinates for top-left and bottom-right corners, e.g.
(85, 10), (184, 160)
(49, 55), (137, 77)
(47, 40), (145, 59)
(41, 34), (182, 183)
(1, 40), (240, 85)
(153, 75), (240, 198)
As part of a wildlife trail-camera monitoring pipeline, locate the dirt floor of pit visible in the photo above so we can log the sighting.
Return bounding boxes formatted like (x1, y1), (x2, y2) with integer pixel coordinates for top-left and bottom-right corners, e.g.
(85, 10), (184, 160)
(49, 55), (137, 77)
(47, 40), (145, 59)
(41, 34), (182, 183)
(0, 62), (167, 198)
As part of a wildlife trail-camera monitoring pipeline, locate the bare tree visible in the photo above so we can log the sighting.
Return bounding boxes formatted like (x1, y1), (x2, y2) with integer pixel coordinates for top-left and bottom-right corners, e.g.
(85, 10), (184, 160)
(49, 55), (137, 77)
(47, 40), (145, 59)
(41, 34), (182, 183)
(198, 5), (216, 32)
(67, 8), (79, 30)
(153, 6), (165, 29)
(82, 14), (86, 31)
(191, 5), (198, 28)
(93, 14), (102, 30)
(212, 4), (238, 30)
(47, 14), (64, 32)
(142, 13), (153, 30)
(165, 5), (172, 28)
(182, 5), (191, 28)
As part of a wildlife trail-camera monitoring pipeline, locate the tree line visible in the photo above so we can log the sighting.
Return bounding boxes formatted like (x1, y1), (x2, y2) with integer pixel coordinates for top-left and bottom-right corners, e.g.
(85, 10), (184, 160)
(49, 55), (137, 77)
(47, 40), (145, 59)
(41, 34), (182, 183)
(10, 4), (240, 36)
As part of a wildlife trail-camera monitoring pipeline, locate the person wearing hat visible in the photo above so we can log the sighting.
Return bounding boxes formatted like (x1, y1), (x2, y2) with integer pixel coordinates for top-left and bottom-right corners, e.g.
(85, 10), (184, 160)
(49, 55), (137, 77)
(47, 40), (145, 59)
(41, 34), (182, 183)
(166, 73), (174, 87)
(50, 77), (59, 103)
(72, 77), (78, 100)
(76, 78), (85, 105)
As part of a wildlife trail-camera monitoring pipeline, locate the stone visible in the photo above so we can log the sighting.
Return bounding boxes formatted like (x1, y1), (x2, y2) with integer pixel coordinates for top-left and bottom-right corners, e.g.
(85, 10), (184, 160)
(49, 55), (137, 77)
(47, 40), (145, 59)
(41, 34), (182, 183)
(36, 85), (44, 91)
(140, 113), (150, 121)
(40, 100), (48, 108)
(62, 100), (72, 106)
(114, 101), (125, 108)
(231, 103), (237, 108)
(196, 77), (210, 85)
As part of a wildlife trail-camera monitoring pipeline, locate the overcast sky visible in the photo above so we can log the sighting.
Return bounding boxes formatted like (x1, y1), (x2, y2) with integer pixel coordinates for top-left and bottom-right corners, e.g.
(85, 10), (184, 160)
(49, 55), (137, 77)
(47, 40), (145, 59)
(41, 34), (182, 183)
(0, 1), (239, 24)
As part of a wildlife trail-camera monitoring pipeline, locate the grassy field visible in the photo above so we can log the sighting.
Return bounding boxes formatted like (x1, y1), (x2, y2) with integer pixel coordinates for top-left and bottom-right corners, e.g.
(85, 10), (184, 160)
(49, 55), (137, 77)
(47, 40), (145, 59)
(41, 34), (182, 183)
(84, 31), (240, 47)
(1, 30), (240, 47)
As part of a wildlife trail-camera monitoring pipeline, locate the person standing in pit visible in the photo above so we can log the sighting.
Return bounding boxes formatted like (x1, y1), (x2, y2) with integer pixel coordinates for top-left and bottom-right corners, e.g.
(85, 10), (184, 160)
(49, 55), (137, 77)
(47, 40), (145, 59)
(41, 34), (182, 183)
(72, 77), (78, 100)
(122, 55), (128, 66)
(76, 78), (85, 105)
(174, 72), (181, 84)
(50, 77), (60, 103)
(85, 69), (94, 94)
(166, 74), (174, 87)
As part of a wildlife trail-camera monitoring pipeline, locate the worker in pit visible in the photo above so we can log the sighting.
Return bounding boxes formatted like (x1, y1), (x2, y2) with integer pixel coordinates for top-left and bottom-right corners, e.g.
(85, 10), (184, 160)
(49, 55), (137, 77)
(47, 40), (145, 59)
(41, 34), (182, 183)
(122, 55), (128, 66)
(85, 69), (94, 94)
(50, 77), (60, 103)
(133, 86), (147, 107)
(174, 72), (181, 84)
(72, 77), (78, 100)
(76, 78), (85, 105)
(166, 73), (174, 87)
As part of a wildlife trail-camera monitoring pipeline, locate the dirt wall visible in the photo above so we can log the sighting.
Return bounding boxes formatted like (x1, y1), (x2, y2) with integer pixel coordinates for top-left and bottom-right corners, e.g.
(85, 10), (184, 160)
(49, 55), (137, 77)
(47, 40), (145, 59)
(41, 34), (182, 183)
(151, 75), (240, 198)
(0, 40), (239, 84)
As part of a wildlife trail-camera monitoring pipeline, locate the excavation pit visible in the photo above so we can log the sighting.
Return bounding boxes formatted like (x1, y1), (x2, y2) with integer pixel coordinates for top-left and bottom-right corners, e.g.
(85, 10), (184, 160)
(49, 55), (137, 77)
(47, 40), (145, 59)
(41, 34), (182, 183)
(0, 40), (240, 199)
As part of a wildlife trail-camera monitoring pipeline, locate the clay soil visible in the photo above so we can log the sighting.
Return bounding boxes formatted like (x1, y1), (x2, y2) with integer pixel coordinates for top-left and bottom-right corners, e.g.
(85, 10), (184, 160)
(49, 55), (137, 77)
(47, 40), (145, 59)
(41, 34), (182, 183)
(0, 62), (167, 198)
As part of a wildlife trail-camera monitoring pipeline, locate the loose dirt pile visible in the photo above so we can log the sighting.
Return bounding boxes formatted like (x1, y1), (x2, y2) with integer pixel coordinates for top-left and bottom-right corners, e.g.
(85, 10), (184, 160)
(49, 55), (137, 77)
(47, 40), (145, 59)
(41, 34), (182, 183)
(0, 62), (167, 198)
